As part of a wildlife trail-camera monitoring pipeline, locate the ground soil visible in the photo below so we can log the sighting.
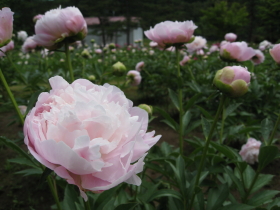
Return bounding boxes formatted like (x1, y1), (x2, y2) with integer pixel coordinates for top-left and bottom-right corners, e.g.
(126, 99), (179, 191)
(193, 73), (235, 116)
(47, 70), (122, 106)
(1, 111), (280, 209)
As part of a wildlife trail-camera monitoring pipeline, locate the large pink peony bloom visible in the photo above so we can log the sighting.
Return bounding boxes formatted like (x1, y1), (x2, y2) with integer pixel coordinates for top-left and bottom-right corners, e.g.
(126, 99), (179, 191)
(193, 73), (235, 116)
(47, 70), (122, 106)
(224, 33), (237, 42)
(0, 7), (14, 48)
(33, 6), (87, 50)
(144, 20), (197, 48)
(22, 36), (39, 53)
(269, 44), (280, 64)
(239, 138), (261, 164)
(24, 76), (161, 200)
(220, 41), (255, 62)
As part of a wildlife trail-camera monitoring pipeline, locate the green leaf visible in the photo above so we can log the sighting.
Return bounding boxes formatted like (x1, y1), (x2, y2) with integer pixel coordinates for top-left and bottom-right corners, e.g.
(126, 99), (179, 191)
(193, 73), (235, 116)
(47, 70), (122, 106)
(266, 197), (280, 209)
(197, 106), (213, 119)
(251, 174), (274, 194)
(224, 167), (245, 198)
(15, 168), (42, 176)
(194, 189), (205, 210)
(201, 116), (211, 140)
(8, 157), (40, 168)
(258, 145), (279, 170)
(185, 93), (202, 111)
(160, 141), (172, 157)
(176, 155), (187, 197)
(0, 136), (39, 167)
(148, 189), (183, 202)
(261, 118), (273, 142)
(210, 141), (239, 160)
(185, 120), (201, 135)
(243, 165), (256, 190)
(206, 185), (229, 210)
(182, 111), (192, 134)
(247, 190), (280, 206)
(154, 107), (178, 131)
(168, 88), (179, 111)
(168, 197), (184, 210)
(115, 203), (139, 210)
(95, 185), (122, 210)
(62, 185), (79, 210)
(224, 103), (242, 118)
(140, 182), (160, 203)
(218, 203), (254, 210)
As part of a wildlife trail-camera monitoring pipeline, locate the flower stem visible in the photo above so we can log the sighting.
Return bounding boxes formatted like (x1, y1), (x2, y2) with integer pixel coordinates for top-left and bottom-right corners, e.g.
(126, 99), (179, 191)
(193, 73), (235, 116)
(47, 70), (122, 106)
(268, 113), (280, 146)
(0, 68), (24, 125)
(189, 94), (226, 210)
(176, 47), (184, 156)
(83, 195), (91, 210)
(47, 176), (62, 210)
(65, 40), (74, 82)
(219, 103), (226, 144)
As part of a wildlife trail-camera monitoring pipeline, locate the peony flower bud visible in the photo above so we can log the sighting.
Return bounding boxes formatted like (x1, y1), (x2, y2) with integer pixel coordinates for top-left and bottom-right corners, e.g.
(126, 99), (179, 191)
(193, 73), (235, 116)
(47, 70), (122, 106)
(88, 75), (96, 81)
(269, 44), (280, 64)
(112, 61), (127, 76)
(90, 39), (95, 43)
(33, 6), (87, 50)
(24, 76), (161, 200)
(144, 20), (197, 48)
(224, 33), (237, 42)
(81, 49), (91, 59)
(213, 66), (251, 97)
(0, 8), (14, 48)
(220, 41), (255, 62)
(138, 104), (153, 116)
(109, 43), (116, 49)
(127, 70), (142, 86)
(239, 138), (261, 164)
(135, 61), (144, 72)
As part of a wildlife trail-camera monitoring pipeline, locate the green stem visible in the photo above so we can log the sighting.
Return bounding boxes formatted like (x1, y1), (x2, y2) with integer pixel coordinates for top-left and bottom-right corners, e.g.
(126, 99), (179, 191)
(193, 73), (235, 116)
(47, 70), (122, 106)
(83, 195), (91, 210)
(187, 66), (195, 81)
(219, 103), (226, 144)
(268, 114), (280, 145)
(65, 41), (74, 82)
(6, 53), (26, 85)
(189, 94), (226, 210)
(176, 47), (184, 156)
(47, 176), (62, 210)
(82, 59), (85, 78)
(0, 68), (24, 125)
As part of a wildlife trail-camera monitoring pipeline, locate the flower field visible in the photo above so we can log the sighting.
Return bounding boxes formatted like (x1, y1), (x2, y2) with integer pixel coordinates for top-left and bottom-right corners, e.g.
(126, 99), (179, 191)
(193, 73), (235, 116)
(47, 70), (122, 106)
(2, 4), (280, 210)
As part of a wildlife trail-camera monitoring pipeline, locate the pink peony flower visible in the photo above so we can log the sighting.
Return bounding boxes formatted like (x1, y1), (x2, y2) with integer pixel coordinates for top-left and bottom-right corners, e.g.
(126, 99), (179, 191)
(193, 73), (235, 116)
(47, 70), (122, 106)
(213, 66), (251, 97)
(269, 44), (280, 64)
(224, 33), (237, 42)
(0, 7), (14, 48)
(209, 45), (219, 53)
(24, 76), (161, 200)
(95, 49), (102, 54)
(127, 70), (142, 86)
(33, 6), (87, 50)
(22, 36), (38, 53)
(0, 40), (14, 57)
(259, 40), (272, 51)
(149, 41), (158, 48)
(186, 36), (206, 52)
(180, 55), (190, 66)
(135, 61), (144, 72)
(220, 41), (255, 62)
(144, 20), (197, 48)
(239, 138), (261, 164)
(17, 31), (28, 42)
(251, 49), (265, 65)
(33, 14), (43, 22)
